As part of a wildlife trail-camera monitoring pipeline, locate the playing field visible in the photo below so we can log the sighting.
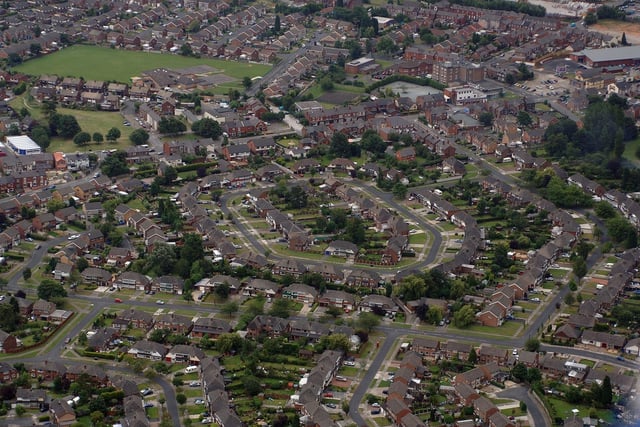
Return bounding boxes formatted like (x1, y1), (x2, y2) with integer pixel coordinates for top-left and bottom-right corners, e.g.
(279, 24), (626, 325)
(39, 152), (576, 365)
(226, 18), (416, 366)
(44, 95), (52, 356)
(15, 45), (272, 83)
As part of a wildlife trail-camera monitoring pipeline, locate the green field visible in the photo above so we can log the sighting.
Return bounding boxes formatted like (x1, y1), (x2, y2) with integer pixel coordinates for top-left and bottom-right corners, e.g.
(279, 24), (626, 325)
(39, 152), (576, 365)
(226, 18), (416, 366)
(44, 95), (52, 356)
(623, 137), (640, 168)
(15, 45), (272, 83)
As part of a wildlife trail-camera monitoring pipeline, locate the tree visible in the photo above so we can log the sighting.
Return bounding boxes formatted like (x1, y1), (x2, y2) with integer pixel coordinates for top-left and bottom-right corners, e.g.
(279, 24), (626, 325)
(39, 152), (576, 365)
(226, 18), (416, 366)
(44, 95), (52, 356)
(599, 375), (613, 407)
(100, 151), (129, 177)
(129, 128), (149, 146)
(192, 118), (222, 139)
(243, 376), (262, 396)
(511, 362), (528, 382)
(0, 303), (21, 332)
(106, 127), (121, 142)
(318, 333), (351, 354)
(180, 43), (193, 56)
(7, 53), (22, 66)
(243, 76), (252, 89)
(269, 298), (292, 318)
(73, 131), (91, 146)
(453, 305), (476, 328)
(468, 348), (478, 364)
(584, 12), (597, 25)
(376, 36), (396, 54)
(31, 125), (50, 149)
(50, 114), (81, 138)
(213, 282), (230, 300)
(37, 280), (67, 301)
(22, 268), (31, 281)
(176, 393), (187, 405)
(356, 312), (380, 332)
(221, 301), (239, 318)
(274, 14), (281, 33)
(392, 183), (407, 200)
(573, 257), (588, 279)
(621, 32), (629, 46)
(159, 117), (187, 135)
(517, 111), (533, 128)
(92, 132), (103, 143)
(30, 43), (41, 56)
(524, 338), (540, 352)
(479, 112), (494, 127)
(564, 292), (575, 306)
(41, 100), (57, 120)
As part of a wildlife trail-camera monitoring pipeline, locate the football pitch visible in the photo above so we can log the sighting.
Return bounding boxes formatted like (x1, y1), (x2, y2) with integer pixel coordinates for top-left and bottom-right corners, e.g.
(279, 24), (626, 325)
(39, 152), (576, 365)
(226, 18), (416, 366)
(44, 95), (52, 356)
(15, 45), (271, 83)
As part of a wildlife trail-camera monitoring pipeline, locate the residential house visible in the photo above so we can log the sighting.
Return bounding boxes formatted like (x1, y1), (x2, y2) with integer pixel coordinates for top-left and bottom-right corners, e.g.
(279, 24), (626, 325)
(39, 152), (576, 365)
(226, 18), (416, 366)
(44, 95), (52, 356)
(190, 317), (232, 339)
(153, 313), (192, 334)
(127, 340), (168, 360)
(318, 290), (356, 312)
(50, 399), (76, 427)
(165, 344), (206, 365)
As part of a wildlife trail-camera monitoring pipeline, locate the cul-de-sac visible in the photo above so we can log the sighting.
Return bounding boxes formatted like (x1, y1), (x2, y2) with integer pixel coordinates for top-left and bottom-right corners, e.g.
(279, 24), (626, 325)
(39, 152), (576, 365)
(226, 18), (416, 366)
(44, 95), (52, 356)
(0, 1), (639, 427)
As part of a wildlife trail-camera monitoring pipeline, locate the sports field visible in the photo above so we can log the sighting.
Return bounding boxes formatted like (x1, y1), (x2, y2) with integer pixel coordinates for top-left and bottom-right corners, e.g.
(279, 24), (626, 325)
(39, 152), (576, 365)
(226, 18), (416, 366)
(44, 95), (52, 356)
(15, 45), (272, 83)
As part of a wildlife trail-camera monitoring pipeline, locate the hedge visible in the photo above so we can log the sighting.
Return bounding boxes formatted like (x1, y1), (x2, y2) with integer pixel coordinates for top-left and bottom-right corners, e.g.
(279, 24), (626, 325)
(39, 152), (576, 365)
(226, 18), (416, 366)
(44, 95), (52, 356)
(176, 162), (217, 173)
(4, 253), (24, 261)
(82, 350), (118, 360)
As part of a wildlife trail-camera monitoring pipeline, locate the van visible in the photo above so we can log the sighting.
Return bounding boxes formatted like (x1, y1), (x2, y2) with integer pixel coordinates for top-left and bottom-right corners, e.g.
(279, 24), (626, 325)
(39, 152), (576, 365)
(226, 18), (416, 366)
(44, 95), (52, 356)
(185, 366), (199, 374)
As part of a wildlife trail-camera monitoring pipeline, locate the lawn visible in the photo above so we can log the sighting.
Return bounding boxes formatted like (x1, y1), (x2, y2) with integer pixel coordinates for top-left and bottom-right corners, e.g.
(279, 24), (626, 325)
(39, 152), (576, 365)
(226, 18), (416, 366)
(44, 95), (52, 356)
(546, 397), (614, 423)
(623, 136), (640, 168)
(15, 45), (272, 83)
(409, 232), (427, 245)
(11, 94), (135, 153)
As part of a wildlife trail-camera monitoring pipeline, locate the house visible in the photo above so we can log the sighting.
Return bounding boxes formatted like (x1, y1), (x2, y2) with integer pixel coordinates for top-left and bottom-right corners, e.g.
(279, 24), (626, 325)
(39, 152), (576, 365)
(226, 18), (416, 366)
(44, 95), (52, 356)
(246, 315), (289, 338)
(190, 317), (232, 339)
(345, 269), (382, 288)
(117, 309), (154, 330)
(87, 327), (120, 352)
(32, 299), (56, 318)
(477, 303), (505, 327)
(152, 275), (185, 294)
(128, 340), (168, 360)
(324, 240), (358, 257)
(154, 313), (192, 334)
(114, 272), (151, 291)
(32, 212), (57, 232)
(16, 388), (48, 409)
(581, 330), (626, 351)
(106, 247), (133, 267)
(477, 345), (508, 365)
(165, 344), (206, 364)
(0, 362), (18, 382)
(53, 263), (73, 281)
(282, 283), (318, 305)
(50, 399), (76, 427)
(318, 290), (356, 312)
(412, 337), (440, 359)
(441, 341), (472, 361)
(0, 329), (17, 353)
(81, 267), (112, 286)
(623, 337), (640, 356)
(272, 258), (307, 277)
(473, 396), (499, 422)
(359, 295), (398, 315)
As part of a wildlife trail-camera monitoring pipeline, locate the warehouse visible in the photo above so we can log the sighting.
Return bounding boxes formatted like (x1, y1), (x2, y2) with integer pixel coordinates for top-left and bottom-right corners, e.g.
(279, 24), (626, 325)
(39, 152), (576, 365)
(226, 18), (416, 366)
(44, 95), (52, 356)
(572, 45), (640, 68)
(6, 135), (41, 156)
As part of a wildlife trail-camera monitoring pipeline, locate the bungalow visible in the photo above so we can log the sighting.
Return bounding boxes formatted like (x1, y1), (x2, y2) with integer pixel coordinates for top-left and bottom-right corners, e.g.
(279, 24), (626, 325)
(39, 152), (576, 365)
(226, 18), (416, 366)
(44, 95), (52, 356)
(114, 271), (151, 291)
(242, 278), (280, 298)
(127, 340), (168, 360)
(581, 330), (626, 351)
(325, 240), (358, 257)
(53, 263), (73, 281)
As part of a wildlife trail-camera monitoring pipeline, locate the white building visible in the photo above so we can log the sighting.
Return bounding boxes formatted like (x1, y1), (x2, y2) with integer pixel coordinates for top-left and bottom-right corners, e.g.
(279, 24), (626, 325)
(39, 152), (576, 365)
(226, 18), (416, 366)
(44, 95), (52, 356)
(6, 136), (42, 156)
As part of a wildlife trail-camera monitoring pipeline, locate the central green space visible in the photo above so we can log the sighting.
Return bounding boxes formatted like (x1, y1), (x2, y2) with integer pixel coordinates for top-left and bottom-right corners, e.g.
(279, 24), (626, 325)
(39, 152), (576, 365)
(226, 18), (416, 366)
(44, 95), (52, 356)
(15, 45), (272, 83)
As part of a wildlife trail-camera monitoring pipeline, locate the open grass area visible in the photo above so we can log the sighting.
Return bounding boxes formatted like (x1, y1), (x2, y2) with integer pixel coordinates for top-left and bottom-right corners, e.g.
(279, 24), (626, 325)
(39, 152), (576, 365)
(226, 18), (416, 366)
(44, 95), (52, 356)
(409, 232), (427, 245)
(623, 136), (640, 168)
(546, 397), (614, 423)
(15, 45), (272, 83)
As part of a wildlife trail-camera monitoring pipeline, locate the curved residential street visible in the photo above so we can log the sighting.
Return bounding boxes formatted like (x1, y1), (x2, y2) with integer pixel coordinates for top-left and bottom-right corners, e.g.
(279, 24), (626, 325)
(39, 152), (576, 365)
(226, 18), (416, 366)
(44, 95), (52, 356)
(2, 144), (637, 427)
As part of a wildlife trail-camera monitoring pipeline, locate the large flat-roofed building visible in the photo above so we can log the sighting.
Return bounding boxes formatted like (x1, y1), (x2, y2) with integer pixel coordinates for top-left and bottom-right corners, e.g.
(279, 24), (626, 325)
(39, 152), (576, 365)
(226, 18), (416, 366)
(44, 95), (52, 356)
(6, 136), (42, 156)
(572, 45), (640, 68)
(345, 57), (379, 74)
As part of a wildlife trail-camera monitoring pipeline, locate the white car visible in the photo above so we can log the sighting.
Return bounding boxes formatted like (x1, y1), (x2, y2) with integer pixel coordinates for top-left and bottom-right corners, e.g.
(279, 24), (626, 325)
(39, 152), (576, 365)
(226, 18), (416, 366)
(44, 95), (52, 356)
(156, 300), (165, 305)
(67, 234), (80, 240)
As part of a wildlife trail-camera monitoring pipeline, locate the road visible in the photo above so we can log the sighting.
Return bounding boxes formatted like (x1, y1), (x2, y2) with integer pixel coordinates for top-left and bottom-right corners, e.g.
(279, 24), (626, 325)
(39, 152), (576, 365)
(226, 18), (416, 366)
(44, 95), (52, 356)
(497, 386), (551, 427)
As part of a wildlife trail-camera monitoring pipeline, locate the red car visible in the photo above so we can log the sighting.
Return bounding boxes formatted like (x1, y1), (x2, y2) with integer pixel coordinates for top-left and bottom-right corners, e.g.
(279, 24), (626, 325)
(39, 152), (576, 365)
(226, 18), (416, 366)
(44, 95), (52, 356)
(323, 392), (333, 398)
(114, 298), (123, 303)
